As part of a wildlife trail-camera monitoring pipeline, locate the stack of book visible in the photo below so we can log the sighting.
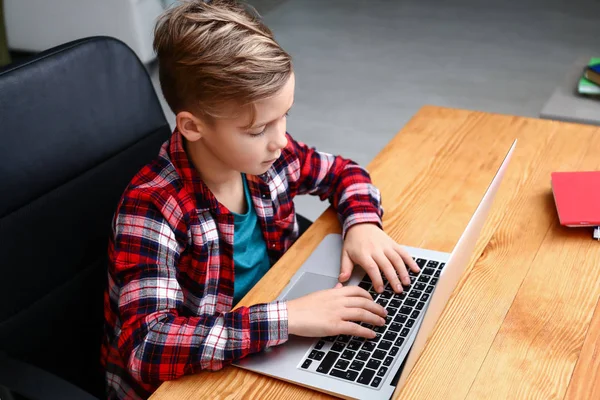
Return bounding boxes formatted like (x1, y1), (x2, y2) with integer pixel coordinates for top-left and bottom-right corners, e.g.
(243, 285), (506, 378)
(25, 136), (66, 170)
(578, 57), (600, 96)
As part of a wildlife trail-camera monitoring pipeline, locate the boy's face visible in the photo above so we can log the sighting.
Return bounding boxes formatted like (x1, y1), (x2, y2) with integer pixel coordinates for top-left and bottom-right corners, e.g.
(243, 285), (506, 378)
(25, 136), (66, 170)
(180, 73), (295, 177)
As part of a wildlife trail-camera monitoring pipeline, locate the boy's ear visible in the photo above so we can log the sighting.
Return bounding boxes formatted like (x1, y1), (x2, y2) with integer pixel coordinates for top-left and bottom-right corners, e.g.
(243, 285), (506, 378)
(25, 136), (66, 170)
(176, 111), (205, 142)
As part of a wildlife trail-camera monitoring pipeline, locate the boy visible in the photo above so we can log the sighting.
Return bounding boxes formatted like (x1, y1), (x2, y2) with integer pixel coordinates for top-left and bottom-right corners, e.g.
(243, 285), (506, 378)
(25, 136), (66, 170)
(101, 1), (419, 398)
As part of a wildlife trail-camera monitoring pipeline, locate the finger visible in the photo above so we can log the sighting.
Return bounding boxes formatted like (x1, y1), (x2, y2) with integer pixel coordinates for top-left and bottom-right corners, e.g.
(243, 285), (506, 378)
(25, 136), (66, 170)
(342, 307), (386, 327)
(338, 285), (373, 300)
(339, 250), (354, 283)
(336, 321), (376, 339)
(343, 296), (388, 318)
(373, 251), (402, 293)
(334, 282), (344, 289)
(359, 257), (385, 293)
(385, 248), (410, 287)
(396, 244), (419, 272)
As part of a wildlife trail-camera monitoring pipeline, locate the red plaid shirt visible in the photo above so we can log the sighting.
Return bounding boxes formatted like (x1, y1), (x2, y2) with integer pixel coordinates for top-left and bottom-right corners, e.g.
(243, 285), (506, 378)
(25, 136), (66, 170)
(101, 130), (383, 399)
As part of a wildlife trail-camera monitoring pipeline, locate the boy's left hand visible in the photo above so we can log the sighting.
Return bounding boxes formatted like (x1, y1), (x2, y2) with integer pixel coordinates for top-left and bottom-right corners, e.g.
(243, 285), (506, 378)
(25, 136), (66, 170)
(340, 223), (420, 294)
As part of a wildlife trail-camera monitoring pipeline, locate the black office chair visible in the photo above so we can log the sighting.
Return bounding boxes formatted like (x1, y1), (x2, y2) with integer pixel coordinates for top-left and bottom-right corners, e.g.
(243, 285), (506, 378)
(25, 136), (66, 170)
(0, 37), (171, 399)
(0, 36), (313, 400)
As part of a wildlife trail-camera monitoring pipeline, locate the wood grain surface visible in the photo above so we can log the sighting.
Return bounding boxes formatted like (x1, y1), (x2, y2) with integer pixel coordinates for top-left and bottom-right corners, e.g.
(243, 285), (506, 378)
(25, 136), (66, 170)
(151, 106), (600, 400)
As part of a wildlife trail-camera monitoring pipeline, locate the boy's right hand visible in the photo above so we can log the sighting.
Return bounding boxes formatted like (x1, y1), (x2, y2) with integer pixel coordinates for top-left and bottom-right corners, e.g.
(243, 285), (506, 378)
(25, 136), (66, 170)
(286, 283), (387, 339)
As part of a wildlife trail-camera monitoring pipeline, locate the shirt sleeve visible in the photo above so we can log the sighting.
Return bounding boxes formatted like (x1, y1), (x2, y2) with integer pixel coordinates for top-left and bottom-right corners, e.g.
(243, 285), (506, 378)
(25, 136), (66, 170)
(283, 133), (383, 237)
(109, 189), (288, 386)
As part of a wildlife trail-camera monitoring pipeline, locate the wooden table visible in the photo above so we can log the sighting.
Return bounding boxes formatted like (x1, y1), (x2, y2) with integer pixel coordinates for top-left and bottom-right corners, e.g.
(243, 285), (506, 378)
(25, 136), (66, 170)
(151, 106), (600, 400)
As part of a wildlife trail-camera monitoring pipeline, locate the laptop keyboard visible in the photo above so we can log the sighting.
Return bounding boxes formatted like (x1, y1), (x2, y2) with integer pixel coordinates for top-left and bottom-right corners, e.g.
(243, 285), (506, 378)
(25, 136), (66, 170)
(298, 257), (445, 389)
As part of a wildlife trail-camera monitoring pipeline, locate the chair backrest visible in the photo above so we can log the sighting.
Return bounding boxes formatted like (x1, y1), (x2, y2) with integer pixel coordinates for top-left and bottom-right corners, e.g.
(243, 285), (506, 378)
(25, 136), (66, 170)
(0, 37), (172, 397)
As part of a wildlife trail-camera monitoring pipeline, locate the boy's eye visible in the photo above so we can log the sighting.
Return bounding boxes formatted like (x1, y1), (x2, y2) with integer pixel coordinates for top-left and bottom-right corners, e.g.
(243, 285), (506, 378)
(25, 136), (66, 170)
(249, 112), (289, 137)
(250, 128), (266, 137)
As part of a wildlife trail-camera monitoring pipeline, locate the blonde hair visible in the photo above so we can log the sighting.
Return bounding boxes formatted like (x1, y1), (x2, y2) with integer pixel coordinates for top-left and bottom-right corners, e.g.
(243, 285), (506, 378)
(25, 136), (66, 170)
(153, 0), (293, 125)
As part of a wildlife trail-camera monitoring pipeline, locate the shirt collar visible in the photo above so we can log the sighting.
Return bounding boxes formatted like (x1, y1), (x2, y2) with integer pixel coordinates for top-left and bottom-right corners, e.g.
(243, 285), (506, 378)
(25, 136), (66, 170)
(167, 129), (221, 213)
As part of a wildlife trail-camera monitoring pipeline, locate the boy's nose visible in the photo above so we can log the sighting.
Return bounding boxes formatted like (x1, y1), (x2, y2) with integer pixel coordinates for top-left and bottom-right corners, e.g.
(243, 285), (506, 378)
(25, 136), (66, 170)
(269, 130), (288, 152)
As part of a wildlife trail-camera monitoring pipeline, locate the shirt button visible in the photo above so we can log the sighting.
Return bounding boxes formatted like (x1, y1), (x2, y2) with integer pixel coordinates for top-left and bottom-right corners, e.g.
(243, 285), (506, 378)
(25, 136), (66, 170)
(262, 194), (267, 198)
(271, 244), (276, 248)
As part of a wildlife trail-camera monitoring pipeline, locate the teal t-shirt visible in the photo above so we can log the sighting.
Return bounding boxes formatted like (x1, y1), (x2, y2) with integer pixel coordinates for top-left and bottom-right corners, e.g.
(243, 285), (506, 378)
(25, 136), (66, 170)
(232, 174), (271, 304)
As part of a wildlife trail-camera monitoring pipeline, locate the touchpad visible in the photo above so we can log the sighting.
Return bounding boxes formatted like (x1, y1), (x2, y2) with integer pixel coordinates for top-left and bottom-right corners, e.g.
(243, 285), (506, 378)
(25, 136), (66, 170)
(281, 272), (339, 301)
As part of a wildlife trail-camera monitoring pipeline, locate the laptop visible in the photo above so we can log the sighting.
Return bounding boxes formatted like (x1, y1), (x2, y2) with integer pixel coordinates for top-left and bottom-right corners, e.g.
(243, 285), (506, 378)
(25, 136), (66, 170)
(234, 140), (517, 399)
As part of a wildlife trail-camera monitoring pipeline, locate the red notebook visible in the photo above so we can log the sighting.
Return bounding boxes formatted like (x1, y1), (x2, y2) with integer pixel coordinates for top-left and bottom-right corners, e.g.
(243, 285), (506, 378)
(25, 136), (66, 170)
(551, 171), (600, 227)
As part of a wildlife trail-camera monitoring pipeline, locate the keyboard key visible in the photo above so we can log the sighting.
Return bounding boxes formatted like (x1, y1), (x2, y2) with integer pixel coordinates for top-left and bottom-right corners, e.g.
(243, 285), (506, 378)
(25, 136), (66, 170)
(349, 360), (365, 371)
(417, 275), (430, 284)
(357, 368), (375, 386)
(377, 366), (388, 377)
(330, 368), (358, 382)
(385, 315), (393, 325)
(380, 290), (393, 299)
(422, 293), (430, 302)
(394, 314), (407, 324)
(439, 263), (446, 270)
(323, 336), (336, 342)
(316, 351), (340, 374)
(362, 341), (376, 352)
(430, 278), (438, 285)
(334, 359), (350, 370)
(425, 285), (434, 294)
(405, 298), (417, 307)
(409, 290), (422, 299)
(341, 350), (356, 360)
(371, 376), (382, 387)
(356, 351), (370, 361)
(389, 299), (402, 308)
(389, 322), (402, 332)
(434, 270), (441, 278)
(386, 306), (397, 316)
(378, 340), (392, 351)
(406, 319), (415, 328)
(373, 350), (387, 360)
(383, 331), (397, 342)
(358, 281), (371, 290)
(398, 291), (407, 299)
(314, 340), (325, 350)
(301, 359), (312, 369)
(367, 359), (381, 370)
(360, 323), (374, 330)
(395, 337), (405, 347)
(368, 287), (378, 297)
(427, 260), (439, 268)
(332, 342), (345, 352)
(400, 328), (410, 337)
(390, 346), (400, 357)
(338, 335), (351, 343)
(384, 356), (394, 367)
(414, 282), (426, 291)
(376, 298), (388, 307)
(400, 306), (412, 315)
(416, 301), (426, 310)
(422, 268), (435, 276)
(362, 275), (372, 283)
(347, 340), (362, 351)
(411, 310), (421, 319)
(370, 333), (382, 343)
(415, 258), (427, 268)
(309, 350), (325, 361)
(374, 325), (386, 333)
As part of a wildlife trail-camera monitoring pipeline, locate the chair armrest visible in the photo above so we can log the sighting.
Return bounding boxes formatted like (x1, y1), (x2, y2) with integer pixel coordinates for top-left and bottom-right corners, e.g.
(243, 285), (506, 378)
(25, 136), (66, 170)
(0, 353), (99, 400)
